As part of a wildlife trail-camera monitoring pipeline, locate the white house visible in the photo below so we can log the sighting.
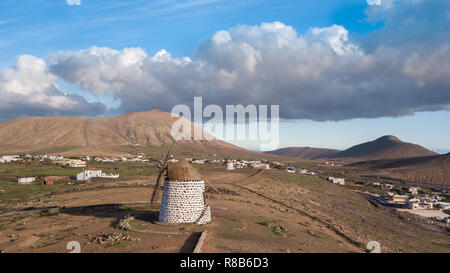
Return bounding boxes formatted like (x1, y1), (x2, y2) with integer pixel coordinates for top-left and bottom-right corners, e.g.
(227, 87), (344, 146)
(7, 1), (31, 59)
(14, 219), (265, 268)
(328, 177), (345, 185)
(77, 169), (119, 181)
(101, 173), (120, 179)
(408, 187), (421, 195)
(406, 197), (434, 210)
(49, 155), (64, 161)
(10, 155), (22, 162)
(1, 156), (14, 163)
(103, 158), (116, 163)
(391, 195), (408, 204)
(69, 160), (87, 168)
(18, 177), (35, 184)
(437, 202), (450, 210)
(333, 178), (345, 185)
(286, 167), (296, 173)
(252, 163), (270, 169)
(168, 158), (178, 163)
(55, 158), (86, 167)
(381, 184), (394, 190)
(191, 159), (206, 164)
(77, 169), (102, 181)
(298, 169), (308, 174)
(406, 197), (420, 209)
(234, 162), (247, 168)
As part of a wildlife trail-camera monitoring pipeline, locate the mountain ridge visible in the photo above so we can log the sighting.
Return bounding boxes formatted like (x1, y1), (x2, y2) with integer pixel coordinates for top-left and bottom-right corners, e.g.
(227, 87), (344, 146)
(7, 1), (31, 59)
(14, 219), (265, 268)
(330, 135), (437, 160)
(0, 110), (245, 156)
(265, 135), (437, 161)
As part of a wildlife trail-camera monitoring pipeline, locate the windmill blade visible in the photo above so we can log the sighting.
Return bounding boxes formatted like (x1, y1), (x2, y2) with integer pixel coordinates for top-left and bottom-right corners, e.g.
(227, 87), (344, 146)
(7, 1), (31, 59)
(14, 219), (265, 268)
(204, 178), (221, 194)
(162, 135), (178, 165)
(149, 126), (181, 206)
(150, 150), (169, 205)
(150, 139), (176, 205)
(150, 167), (164, 205)
(163, 127), (183, 164)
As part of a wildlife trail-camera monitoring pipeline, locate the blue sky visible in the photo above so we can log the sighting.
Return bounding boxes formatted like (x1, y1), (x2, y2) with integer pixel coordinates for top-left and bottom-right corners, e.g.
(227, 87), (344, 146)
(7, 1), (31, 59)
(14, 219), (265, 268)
(0, 0), (449, 152)
(0, 0), (376, 63)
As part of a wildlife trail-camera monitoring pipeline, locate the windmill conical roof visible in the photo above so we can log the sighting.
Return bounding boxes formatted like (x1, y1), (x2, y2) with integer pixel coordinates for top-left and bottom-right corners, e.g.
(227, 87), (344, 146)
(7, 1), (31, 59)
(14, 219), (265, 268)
(166, 161), (202, 181)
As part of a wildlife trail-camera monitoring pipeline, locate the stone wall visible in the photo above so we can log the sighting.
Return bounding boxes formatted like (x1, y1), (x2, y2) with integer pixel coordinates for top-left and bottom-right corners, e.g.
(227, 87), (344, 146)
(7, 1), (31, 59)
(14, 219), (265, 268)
(158, 180), (211, 224)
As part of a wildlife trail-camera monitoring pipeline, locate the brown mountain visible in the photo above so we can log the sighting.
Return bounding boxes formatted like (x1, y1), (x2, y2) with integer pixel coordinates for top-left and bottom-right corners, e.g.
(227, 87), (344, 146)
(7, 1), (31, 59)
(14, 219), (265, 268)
(265, 147), (340, 160)
(0, 110), (246, 156)
(330, 135), (437, 161)
(351, 153), (450, 185)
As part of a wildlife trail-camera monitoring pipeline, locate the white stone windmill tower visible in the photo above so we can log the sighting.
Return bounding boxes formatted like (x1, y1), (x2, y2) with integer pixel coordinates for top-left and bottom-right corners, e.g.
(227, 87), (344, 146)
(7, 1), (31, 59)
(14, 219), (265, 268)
(158, 161), (211, 224)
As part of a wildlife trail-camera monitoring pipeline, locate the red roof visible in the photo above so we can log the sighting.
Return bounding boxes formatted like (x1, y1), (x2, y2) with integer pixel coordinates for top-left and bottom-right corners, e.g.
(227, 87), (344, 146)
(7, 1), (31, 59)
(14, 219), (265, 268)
(88, 168), (100, 171)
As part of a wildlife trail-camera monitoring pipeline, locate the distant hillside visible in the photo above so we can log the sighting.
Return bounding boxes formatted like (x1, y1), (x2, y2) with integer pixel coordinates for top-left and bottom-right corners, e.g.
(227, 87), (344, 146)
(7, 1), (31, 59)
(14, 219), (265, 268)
(331, 135), (437, 161)
(264, 135), (436, 161)
(265, 147), (340, 160)
(0, 110), (247, 157)
(351, 153), (450, 185)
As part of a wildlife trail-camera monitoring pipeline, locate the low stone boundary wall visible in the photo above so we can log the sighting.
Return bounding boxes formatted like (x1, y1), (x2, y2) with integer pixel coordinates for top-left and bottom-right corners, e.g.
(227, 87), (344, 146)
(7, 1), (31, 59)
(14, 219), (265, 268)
(193, 230), (208, 253)
(0, 201), (151, 220)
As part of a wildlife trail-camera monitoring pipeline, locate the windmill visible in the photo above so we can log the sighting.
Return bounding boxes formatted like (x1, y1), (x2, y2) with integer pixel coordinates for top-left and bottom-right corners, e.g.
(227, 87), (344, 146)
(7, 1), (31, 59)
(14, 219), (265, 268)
(149, 141), (221, 207)
(149, 141), (175, 207)
(148, 126), (221, 210)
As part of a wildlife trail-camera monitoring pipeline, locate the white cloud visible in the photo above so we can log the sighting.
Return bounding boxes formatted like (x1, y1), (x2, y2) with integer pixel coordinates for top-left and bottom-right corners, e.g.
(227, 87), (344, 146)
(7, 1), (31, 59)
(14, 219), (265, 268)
(66, 0), (81, 6)
(119, 47), (147, 66)
(367, 0), (382, 6)
(1, 55), (54, 96)
(308, 25), (362, 56)
(151, 49), (191, 65)
(0, 55), (106, 120)
(48, 18), (450, 121)
(212, 31), (232, 44)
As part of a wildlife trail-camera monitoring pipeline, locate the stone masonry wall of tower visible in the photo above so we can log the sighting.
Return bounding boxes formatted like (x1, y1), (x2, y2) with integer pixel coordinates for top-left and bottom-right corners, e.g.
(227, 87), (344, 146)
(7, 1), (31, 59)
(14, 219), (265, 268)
(158, 180), (211, 224)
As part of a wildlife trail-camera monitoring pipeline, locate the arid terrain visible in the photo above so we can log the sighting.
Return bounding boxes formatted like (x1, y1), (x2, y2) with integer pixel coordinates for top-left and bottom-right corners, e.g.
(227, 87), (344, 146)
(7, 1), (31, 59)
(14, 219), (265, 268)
(1, 165), (449, 253)
(346, 153), (450, 186)
(0, 112), (449, 253)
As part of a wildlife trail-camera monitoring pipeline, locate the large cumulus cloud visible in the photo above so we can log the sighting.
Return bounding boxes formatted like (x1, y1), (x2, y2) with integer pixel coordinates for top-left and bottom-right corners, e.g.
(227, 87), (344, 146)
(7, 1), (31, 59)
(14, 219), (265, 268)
(0, 55), (107, 120)
(5, 0), (450, 121)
